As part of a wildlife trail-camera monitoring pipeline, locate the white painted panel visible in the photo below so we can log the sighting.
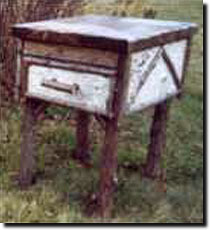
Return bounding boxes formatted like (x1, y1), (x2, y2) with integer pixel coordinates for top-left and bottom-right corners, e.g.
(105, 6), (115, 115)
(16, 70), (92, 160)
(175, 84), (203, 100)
(127, 46), (161, 106)
(164, 39), (187, 80)
(126, 52), (178, 113)
(126, 40), (187, 113)
(28, 65), (112, 115)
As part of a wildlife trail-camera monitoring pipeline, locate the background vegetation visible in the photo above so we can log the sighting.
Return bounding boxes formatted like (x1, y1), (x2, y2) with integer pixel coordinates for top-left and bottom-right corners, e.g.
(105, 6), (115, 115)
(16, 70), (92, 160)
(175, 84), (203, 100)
(0, 0), (203, 223)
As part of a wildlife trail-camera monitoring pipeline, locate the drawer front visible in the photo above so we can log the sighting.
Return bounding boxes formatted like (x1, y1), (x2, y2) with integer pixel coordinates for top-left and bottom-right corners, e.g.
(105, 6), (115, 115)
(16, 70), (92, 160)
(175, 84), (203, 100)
(27, 65), (113, 116)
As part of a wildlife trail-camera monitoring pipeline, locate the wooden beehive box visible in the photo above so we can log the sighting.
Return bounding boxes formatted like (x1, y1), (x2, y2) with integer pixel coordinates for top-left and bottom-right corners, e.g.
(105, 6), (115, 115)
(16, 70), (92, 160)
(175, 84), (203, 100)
(12, 15), (197, 117)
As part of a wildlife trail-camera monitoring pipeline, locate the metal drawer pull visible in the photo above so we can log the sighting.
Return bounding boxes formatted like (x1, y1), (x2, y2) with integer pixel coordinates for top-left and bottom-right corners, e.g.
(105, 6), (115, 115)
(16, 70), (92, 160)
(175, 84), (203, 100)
(42, 78), (82, 96)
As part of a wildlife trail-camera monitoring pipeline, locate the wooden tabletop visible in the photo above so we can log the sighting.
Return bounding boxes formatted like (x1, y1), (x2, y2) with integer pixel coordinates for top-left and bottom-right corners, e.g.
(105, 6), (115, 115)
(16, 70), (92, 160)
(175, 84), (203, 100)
(12, 15), (197, 53)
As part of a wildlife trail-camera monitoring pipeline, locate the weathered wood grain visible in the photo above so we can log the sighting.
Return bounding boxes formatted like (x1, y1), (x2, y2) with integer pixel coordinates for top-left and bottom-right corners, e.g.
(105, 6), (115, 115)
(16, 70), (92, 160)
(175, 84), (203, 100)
(24, 41), (118, 68)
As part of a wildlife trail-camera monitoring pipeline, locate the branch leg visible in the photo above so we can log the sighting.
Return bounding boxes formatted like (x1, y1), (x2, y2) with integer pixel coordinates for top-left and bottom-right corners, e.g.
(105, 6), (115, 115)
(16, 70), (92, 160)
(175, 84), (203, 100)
(99, 117), (118, 219)
(72, 110), (91, 165)
(142, 100), (170, 179)
(19, 98), (41, 188)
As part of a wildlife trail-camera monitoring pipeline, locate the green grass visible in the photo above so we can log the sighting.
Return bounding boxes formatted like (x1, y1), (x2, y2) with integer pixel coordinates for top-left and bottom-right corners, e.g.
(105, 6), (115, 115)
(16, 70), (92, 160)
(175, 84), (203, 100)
(0, 0), (203, 223)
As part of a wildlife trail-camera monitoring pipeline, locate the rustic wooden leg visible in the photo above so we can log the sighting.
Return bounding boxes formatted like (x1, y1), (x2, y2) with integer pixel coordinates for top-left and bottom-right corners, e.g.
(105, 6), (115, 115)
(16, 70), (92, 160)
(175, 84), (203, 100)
(99, 117), (118, 219)
(72, 109), (91, 165)
(19, 98), (41, 188)
(97, 53), (130, 218)
(142, 100), (170, 179)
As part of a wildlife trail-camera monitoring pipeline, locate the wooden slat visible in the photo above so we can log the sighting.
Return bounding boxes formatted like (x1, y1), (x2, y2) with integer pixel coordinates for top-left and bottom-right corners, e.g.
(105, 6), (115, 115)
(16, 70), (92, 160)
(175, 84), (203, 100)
(181, 38), (192, 85)
(161, 47), (181, 90)
(129, 28), (196, 53)
(24, 42), (118, 68)
(23, 55), (117, 77)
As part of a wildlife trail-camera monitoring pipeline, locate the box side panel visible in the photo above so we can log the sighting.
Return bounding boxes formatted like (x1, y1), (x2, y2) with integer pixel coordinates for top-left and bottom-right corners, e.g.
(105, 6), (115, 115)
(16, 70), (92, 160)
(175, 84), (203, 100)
(126, 39), (187, 113)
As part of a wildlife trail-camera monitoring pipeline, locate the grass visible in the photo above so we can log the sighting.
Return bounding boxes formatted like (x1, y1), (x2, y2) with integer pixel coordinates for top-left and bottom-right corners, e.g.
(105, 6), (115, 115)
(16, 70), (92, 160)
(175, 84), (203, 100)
(0, 0), (203, 223)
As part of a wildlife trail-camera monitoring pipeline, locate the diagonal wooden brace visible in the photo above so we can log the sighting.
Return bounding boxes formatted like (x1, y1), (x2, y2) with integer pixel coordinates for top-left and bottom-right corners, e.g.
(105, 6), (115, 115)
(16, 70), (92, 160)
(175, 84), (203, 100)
(161, 47), (181, 91)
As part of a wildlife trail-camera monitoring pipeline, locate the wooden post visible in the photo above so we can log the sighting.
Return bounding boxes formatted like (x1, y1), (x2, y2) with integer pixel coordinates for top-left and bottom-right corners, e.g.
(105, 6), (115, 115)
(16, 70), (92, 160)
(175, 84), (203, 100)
(99, 117), (118, 219)
(178, 37), (192, 99)
(142, 100), (170, 179)
(99, 54), (130, 219)
(72, 110), (91, 165)
(19, 98), (41, 188)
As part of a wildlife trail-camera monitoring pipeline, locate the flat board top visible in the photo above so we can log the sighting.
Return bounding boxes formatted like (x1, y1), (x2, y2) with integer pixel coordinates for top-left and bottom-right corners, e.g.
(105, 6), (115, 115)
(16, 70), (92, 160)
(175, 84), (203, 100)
(13, 15), (197, 53)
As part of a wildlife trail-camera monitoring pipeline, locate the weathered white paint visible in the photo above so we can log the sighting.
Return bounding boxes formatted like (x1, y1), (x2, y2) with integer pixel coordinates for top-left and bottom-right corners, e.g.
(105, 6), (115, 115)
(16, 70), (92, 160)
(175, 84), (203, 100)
(28, 65), (112, 115)
(164, 39), (187, 80)
(125, 40), (187, 113)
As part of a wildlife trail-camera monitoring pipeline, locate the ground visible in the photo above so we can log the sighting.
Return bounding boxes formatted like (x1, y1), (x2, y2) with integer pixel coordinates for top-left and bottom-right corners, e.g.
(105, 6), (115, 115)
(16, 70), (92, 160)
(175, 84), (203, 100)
(0, 0), (203, 223)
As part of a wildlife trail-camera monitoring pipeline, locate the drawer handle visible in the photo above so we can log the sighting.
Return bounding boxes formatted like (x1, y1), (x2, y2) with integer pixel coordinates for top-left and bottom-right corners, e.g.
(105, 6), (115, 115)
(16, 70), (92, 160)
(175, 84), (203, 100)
(42, 78), (82, 96)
